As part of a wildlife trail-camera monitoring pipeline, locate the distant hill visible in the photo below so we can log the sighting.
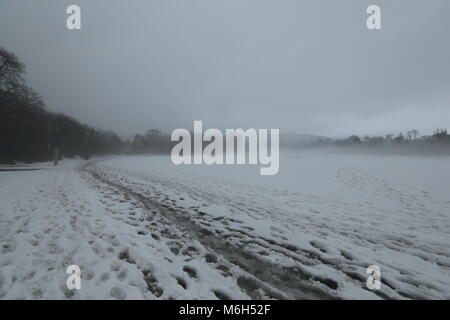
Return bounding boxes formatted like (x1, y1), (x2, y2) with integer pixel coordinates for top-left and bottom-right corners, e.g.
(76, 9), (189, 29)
(280, 133), (329, 148)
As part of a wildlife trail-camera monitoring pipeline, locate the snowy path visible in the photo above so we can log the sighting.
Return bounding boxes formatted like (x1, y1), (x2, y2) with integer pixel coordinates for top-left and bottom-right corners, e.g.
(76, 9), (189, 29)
(89, 155), (450, 300)
(1, 155), (449, 299)
(0, 161), (247, 299)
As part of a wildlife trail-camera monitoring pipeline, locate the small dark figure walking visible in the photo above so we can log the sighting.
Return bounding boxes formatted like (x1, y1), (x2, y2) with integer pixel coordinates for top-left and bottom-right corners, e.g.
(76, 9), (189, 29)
(53, 147), (59, 166)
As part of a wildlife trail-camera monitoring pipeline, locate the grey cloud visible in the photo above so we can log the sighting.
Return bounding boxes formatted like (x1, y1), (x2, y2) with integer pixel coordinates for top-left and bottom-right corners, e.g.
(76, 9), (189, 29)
(1, 0), (449, 138)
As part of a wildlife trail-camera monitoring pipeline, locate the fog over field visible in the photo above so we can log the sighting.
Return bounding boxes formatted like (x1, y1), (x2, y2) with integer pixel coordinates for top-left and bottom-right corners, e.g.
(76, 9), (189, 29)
(1, 0), (450, 301)
(1, 151), (450, 299)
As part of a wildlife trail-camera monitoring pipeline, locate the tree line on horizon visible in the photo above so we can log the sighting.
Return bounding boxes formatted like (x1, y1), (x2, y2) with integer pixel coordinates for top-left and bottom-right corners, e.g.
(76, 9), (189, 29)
(309, 128), (450, 154)
(0, 47), (124, 164)
(2, 46), (449, 164)
(0, 46), (174, 164)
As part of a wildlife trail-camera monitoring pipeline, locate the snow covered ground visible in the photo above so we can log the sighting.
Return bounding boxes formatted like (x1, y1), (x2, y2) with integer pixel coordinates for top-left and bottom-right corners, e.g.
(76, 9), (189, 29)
(1, 151), (449, 299)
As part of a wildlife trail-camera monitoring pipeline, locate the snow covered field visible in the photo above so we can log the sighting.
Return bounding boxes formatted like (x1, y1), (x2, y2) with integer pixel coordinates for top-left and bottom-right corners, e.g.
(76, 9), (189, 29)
(1, 151), (449, 299)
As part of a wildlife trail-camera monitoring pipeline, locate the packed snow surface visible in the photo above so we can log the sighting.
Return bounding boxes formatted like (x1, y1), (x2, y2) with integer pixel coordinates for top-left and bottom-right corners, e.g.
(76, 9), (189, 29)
(1, 151), (449, 299)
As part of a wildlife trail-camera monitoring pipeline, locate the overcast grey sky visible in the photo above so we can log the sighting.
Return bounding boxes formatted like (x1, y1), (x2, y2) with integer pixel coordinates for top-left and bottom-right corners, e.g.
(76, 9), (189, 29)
(0, 0), (449, 138)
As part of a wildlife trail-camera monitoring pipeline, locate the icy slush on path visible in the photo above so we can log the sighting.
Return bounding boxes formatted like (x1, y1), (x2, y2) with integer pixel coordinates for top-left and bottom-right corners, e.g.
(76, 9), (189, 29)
(1, 153), (450, 299)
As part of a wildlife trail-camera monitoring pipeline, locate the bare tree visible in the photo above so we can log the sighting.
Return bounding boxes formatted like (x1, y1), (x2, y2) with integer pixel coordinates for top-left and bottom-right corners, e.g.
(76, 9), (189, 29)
(407, 129), (419, 142)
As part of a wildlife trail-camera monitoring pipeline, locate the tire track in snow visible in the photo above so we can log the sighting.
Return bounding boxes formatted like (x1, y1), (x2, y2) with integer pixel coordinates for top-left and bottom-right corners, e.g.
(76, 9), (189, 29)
(83, 160), (384, 300)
